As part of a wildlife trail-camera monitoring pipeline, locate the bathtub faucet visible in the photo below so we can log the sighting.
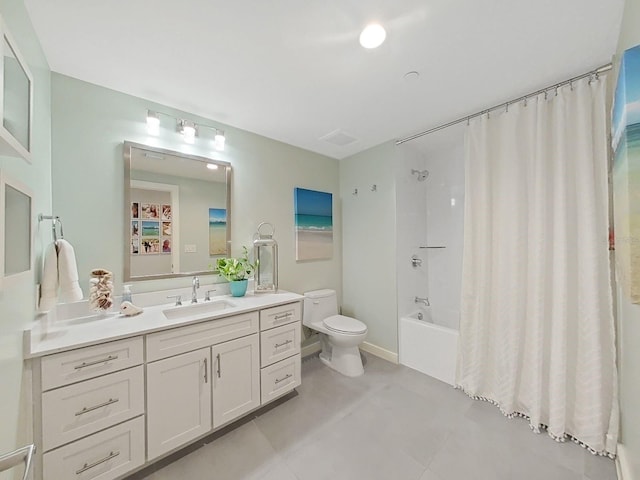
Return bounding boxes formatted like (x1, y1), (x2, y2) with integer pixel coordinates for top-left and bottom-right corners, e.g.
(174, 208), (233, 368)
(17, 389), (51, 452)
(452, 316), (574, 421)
(414, 296), (430, 306)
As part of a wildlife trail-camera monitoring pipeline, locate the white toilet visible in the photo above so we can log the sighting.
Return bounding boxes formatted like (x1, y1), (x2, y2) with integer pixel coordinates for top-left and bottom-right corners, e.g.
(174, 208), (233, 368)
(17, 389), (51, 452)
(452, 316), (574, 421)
(303, 289), (368, 377)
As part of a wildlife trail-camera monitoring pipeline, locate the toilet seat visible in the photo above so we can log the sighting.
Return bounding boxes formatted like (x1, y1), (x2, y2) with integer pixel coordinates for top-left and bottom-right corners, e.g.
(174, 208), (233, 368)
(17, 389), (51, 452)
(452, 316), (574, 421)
(323, 315), (367, 335)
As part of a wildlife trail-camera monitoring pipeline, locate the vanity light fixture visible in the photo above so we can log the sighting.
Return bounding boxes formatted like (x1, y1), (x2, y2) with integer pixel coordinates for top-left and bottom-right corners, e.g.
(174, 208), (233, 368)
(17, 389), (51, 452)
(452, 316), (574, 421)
(179, 120), (196, 144)
(214, 130), (225, 151)
(359, 23), (386, 49)
(144, 109), (227, 148)
(146, 110), (160, 135)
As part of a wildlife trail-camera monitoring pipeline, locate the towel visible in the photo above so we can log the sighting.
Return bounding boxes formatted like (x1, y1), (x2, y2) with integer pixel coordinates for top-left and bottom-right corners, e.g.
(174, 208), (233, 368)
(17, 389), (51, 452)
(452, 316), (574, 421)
(39, 242), (59, 311)
(57, 239), (83, 303)
(38, 239), (84, 311)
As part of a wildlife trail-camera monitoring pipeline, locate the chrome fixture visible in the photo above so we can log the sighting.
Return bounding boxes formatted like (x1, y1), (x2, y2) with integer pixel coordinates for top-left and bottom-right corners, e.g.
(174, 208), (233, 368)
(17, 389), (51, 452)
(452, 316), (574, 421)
(411, 169), (429, 181)
(417, 312), (424, 320)
(204, 289), (216, 302)
(167, 294), (182, 306)
(145, 109), (226, 150)
(415, 296), (430, 306)
(0, 444), (35, 480)
(411, 255), (423, 268)
(192, 276), (200, 303)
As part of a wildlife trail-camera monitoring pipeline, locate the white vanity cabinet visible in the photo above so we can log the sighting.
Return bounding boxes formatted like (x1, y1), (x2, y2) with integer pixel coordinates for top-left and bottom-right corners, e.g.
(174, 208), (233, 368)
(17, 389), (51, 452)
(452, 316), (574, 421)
(146, 348), (212, 460)
(29, 295), (302, 480)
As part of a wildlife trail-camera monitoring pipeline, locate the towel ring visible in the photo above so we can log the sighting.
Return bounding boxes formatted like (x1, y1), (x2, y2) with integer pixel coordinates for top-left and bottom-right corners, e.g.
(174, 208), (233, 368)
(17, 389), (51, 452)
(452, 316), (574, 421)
(38, 214), (64, 242)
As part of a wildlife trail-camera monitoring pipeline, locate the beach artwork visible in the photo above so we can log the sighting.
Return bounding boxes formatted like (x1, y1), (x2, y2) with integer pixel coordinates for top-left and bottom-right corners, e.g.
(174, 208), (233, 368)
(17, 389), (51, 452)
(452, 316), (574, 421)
(209, 208), (227, 255)
(141, 220), (160, 237)
(612, 43), (640, 303)
(294, 187), (333, 261)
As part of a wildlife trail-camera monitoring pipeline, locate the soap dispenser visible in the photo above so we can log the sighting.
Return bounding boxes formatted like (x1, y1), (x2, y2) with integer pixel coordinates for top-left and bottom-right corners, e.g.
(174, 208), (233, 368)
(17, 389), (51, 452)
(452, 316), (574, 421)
(122, 284), (133, 303)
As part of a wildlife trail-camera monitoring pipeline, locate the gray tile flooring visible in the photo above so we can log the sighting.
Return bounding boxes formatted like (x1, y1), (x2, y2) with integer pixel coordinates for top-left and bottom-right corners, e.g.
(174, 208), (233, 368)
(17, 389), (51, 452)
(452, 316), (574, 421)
(137, 353), (618, 480)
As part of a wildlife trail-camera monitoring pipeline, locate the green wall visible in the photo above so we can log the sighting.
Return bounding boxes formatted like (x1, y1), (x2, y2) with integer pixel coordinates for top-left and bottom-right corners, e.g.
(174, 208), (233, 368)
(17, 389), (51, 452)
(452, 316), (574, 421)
(0, 0), (51, 459)
(615, 0), (640, 476)
(340, 141), (398, 355)
(51, 73), (342, 299)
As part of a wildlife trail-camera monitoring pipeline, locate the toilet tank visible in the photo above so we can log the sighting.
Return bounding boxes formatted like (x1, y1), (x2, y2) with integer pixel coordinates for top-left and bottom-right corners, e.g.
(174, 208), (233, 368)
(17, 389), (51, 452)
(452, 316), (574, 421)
(303, 289), (338, 326)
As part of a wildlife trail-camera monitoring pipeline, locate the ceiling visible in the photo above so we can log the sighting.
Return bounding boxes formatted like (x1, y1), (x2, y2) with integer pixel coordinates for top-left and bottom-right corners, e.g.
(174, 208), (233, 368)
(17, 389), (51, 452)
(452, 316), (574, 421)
(24, 0), (624, 159)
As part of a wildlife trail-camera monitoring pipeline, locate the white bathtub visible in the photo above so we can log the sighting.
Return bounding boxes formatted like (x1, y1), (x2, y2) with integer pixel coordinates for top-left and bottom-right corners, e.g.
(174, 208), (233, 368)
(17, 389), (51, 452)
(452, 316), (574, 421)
(399, 308), (459, 386)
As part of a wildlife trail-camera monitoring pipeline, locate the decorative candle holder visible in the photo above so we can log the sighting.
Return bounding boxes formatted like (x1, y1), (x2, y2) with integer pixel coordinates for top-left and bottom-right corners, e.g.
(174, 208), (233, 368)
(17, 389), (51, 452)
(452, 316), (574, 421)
(253, 222), (278, 294)
(89, 268), (114, 312)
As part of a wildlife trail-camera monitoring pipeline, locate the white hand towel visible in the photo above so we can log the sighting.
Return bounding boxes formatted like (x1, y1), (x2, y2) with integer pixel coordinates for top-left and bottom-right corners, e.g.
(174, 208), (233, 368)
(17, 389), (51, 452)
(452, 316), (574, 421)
(39, 242), (59, 311)
(57, 239), (84, 302)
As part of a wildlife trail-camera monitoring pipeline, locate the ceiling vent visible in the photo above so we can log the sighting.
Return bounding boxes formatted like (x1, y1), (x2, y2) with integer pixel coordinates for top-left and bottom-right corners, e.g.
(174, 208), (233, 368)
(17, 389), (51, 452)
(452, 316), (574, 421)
(320, 129), (358, 147)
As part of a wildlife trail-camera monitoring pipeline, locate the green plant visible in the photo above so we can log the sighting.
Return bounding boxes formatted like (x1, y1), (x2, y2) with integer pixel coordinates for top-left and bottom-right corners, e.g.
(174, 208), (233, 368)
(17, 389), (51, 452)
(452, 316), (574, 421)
(215, 246), (256, 282)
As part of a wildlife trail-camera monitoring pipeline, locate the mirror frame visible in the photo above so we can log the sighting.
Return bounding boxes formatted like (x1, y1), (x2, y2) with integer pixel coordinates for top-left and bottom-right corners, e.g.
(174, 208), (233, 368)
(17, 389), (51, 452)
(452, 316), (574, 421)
(123, 141), (232, 282)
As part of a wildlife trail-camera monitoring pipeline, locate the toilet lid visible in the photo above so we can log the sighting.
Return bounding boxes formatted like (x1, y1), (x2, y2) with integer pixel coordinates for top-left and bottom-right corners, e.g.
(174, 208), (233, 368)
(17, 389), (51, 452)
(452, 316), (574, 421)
(323, 315), (367, 334)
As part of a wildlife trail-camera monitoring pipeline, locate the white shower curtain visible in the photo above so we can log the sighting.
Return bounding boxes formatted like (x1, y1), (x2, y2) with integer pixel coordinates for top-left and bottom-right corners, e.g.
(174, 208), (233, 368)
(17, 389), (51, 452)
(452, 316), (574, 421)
(456, 76), (618, 456)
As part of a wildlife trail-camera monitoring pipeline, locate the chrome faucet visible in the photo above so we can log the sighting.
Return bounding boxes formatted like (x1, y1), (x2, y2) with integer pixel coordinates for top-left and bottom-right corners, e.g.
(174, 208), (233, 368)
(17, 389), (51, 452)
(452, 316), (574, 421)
(191, 276), (200, 303)
(415, 296), (430, 306)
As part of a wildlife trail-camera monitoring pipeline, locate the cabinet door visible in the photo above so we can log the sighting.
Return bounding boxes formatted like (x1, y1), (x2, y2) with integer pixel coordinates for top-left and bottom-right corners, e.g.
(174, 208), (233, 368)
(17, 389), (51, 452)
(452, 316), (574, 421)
(212, 335), (260, 428)
(146, 348), (211, 460)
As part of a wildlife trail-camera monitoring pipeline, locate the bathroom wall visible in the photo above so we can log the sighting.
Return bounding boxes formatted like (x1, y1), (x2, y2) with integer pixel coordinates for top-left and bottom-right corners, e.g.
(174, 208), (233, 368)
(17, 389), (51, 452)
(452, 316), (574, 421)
(615, 0), (640, 477)
(396, 128), (465, 331)
(395, 144), (428, 319)
(50, 73), (341, 300)
(0, 0), (51, 461)
(340, 141), (398, 358)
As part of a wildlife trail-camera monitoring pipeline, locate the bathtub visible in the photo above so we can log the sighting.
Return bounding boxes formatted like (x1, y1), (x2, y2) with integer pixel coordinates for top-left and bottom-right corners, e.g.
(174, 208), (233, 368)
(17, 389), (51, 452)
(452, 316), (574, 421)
(399, 308), (459, 386)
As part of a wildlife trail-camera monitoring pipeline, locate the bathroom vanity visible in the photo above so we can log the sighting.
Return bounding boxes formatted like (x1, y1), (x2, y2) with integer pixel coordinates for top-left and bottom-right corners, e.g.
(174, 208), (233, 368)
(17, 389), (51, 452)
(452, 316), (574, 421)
(24, 291), (302, 480)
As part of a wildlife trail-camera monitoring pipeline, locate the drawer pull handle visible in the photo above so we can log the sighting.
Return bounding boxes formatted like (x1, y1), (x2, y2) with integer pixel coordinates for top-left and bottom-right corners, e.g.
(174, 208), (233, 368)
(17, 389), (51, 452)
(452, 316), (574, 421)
(204, 358), (208, 384)
(216, 353), (221, 378)
(75, 398), (119, 416)
(275, 373), (293, 384)
(75, 450), (120, 475)
(74, 355), (119, 370)
(274, 312), (292, 321)
(274, 340), (293, 349)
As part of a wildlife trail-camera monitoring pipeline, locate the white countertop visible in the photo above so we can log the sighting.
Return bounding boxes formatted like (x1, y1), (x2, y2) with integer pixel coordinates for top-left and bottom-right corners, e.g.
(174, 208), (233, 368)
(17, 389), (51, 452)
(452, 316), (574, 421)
(25, 290), (303, 358)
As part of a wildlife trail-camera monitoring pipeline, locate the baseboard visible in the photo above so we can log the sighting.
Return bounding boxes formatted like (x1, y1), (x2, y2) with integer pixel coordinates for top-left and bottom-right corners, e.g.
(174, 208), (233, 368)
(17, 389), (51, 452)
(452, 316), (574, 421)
(301, 341), (321, 358)
(617, 443), (635, 480)
(360, 341), (398, 364)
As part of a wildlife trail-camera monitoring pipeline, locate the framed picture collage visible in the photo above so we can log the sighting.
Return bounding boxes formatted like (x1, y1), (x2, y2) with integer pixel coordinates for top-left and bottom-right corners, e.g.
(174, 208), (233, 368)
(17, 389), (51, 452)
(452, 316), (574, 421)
(131, 202), (172, 255)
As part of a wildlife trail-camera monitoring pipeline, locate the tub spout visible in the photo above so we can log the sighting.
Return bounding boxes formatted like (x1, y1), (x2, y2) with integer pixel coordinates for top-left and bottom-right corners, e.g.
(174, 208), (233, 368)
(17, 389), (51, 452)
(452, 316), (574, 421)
(414, 296), (430, 306)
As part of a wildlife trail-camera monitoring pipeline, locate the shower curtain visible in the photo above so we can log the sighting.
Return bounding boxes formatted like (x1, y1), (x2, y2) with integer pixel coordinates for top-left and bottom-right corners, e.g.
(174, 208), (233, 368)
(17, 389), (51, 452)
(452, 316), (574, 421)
(456, 76), (618, 456)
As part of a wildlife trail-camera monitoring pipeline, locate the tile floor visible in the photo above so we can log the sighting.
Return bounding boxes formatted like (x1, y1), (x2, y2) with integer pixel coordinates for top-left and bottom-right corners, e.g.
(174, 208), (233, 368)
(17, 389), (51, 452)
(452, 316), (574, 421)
(133, 353), (618, 480)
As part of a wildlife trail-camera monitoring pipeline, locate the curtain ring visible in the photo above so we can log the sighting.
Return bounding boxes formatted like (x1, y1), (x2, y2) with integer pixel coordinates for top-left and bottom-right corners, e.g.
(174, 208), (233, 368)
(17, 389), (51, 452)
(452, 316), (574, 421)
(570, 80), (573, 91)
(544, 91), (548, 100)
(505, 103), (509, 113)
(523, 97), (528, 107)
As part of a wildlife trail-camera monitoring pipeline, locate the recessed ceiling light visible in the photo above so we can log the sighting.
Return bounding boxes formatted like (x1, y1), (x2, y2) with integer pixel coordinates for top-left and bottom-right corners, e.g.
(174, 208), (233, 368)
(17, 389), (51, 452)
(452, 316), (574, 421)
(359, 24), (386, 49)
(206, 163), (218, 170)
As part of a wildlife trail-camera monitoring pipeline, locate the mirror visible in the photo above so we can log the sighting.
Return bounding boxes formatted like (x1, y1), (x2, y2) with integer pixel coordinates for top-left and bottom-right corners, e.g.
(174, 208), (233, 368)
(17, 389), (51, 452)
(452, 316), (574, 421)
(1, 170), (33, 287)
(123, 142), (231, 281)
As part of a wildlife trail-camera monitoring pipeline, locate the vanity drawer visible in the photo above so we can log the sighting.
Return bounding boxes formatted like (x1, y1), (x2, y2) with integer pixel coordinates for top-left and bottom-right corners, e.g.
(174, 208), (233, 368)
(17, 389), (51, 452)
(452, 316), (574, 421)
(260, 322), (301, 367)
(259, 302), (301, 330)
(42, 416), (145, 480)
(146, 311), (259, 362)
(260, 353), (301, 404)
(41, 366), (144, 451)
(41, 337), (143, 391)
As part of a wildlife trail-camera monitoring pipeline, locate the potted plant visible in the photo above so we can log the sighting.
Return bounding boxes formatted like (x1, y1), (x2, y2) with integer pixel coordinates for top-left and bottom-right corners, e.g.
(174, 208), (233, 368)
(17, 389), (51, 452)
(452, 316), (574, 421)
(215, 246), (256, 297)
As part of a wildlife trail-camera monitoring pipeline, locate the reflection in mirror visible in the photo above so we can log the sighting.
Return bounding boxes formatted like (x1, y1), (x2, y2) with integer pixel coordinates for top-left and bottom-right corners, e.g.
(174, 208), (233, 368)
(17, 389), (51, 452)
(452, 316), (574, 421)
(3, 35), (31, 151)
(124, 142), (231, 281)
(1, 172), (32, 285)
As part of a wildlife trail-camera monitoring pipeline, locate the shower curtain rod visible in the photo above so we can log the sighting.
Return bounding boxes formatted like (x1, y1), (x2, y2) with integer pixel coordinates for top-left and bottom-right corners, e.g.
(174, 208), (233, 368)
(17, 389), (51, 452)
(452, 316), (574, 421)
(395, 63), (612, 145)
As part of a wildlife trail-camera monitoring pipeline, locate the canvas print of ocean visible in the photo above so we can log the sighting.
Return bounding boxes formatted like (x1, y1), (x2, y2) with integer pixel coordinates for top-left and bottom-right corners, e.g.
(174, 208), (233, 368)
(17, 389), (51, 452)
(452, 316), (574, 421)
(294, 187), (333, 260)
(612, 43), (640, 304)
(209, 208), (227, 255)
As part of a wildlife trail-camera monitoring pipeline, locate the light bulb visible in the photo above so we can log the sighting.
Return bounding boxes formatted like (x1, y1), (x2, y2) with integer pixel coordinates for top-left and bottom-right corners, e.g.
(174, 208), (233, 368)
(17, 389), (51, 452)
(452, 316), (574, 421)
(359, 24), (386, 49)
(146, 111), (160, 135)
(181, 121), (196, 144)
(206, 163), (218, 170)
(214, 130), (225, 151)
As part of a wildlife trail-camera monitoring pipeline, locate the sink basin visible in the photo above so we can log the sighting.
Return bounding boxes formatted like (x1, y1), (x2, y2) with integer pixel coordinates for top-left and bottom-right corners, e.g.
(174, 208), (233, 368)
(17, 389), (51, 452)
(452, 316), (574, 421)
(163, 299), (235, 320)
